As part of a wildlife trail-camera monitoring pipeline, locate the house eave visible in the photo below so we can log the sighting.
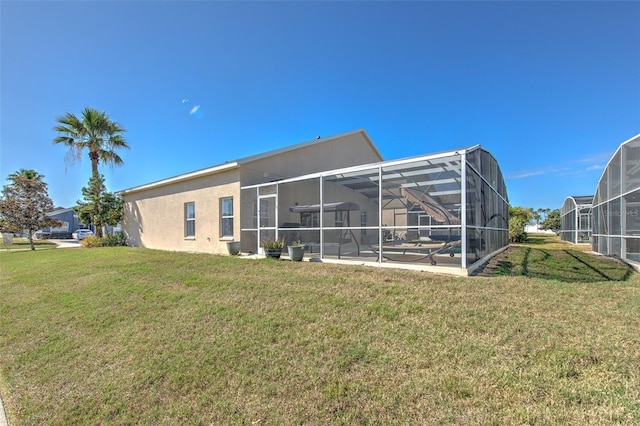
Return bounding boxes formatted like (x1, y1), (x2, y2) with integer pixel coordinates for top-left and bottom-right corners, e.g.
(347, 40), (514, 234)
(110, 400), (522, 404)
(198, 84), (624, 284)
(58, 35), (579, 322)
(117, 128), (383, 197)
(118, 162), (239, 196)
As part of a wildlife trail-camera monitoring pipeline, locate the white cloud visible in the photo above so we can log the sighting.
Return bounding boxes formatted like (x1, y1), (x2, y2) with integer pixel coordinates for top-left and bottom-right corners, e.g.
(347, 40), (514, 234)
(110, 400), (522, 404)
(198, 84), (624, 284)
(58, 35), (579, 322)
(506, 151), (612, 180)
(506, 169), (548, 179)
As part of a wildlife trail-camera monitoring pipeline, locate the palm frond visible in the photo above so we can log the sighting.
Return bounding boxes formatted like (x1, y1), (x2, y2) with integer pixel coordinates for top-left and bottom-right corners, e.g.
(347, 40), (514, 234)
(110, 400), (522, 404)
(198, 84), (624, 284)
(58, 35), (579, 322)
(53, 107), (129, 173)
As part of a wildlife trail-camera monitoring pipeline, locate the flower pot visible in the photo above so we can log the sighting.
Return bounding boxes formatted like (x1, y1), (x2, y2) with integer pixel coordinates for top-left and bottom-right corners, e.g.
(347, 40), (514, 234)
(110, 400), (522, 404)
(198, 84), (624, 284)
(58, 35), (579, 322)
(226, 241), (241, 256)
(287, 245), (304, 261)
(264, 249), (282, 259)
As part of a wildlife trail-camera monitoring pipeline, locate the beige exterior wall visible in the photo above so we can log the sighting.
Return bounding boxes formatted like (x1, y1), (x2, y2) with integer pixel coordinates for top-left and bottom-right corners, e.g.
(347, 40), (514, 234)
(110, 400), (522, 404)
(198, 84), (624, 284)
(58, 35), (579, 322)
(122, 169), (241, 254)
(122, 130), (383, 254)
(240, 132), (382, 185)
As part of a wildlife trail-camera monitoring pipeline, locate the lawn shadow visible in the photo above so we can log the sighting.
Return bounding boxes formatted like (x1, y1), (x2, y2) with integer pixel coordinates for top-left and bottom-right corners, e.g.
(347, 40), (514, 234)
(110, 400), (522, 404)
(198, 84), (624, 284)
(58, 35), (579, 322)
(522, 247), (531, 275)
(480, 240), (635, 283)
(563, 250), (634, 282)
(522, 235), (551, 245)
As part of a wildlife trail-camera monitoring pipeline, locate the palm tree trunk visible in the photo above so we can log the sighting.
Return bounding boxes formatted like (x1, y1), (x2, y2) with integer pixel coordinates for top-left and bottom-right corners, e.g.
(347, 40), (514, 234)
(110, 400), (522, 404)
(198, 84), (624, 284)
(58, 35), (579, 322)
(89, 151), (100, 177)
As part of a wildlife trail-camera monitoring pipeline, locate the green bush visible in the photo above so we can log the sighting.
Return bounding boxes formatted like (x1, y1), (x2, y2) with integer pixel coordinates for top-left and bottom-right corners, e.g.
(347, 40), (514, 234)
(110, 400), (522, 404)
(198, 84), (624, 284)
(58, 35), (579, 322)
(509, 206), (533, 243)
(102, 232), (127, 247)
(509, 218), (528, 243)
(81, 236), (104, 248)
(80, 233), (126, 248)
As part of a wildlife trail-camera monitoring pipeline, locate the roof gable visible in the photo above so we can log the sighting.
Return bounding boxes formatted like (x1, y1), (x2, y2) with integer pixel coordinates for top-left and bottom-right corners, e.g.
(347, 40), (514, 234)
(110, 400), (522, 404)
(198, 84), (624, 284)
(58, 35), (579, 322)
(237, 128), (382, 166)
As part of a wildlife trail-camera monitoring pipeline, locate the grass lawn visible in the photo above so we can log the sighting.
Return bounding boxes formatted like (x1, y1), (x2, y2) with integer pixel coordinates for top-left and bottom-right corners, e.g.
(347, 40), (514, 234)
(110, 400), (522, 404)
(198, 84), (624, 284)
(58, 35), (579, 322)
(1, 236), (639, 425)
(1, 237), (57, 251)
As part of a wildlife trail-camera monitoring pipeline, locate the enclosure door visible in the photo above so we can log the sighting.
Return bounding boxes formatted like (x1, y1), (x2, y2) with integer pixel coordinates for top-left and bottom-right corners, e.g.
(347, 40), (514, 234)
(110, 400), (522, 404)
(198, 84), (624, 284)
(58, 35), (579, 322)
(257, 195), (277, 254)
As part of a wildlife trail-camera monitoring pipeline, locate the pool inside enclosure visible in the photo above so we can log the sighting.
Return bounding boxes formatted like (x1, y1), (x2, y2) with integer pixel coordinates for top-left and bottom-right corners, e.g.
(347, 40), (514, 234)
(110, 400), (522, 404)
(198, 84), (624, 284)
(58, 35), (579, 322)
(240, 145), (509, 274)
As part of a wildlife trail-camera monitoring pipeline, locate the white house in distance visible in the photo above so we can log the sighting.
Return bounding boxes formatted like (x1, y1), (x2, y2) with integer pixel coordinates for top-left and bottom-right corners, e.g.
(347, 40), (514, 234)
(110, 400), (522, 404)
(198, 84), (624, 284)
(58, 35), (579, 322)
(120, 129), (510, 275)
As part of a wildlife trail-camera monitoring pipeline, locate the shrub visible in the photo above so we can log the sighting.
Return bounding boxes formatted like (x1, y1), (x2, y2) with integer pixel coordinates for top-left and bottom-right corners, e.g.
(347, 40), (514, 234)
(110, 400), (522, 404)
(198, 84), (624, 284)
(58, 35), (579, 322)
(509, 222), (528, 243)
(509, 206), (533, 243)
(102, 232), (127, 247)
(81, 236), (104, 248)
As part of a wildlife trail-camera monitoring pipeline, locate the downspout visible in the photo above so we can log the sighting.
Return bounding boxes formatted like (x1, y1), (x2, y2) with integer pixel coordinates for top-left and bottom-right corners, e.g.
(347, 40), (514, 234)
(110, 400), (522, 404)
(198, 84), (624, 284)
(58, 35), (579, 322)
(461, 151), (467, 270)
(275, 184), (279, 241)
(320, 176), (324, 258)
(378, 166), (383, 264)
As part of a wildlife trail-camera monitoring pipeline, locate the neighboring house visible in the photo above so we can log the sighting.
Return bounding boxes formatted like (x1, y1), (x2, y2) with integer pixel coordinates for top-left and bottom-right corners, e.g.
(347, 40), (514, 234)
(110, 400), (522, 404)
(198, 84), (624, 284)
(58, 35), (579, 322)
(37, 208), (121, 239)
(524, 224), (554, 234)
(120, 129), (510, 275)
(592, 134), (640, 265)
(38, 208), (85, 238)
(559, 195), (593, 244)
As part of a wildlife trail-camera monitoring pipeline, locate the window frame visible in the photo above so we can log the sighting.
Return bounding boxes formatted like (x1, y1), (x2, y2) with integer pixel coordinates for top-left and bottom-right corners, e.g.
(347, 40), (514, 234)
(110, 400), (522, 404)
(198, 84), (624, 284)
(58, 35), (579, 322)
(185, 202), (195, 238)
(220, 197), (234, 238)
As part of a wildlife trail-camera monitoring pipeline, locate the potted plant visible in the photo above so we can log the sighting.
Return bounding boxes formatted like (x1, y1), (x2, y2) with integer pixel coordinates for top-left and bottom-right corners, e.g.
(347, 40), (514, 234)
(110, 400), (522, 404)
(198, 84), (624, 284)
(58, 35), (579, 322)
(226, 240), (241, 256)
(287, 240), (305, 261)
(262, 239), (284, 259)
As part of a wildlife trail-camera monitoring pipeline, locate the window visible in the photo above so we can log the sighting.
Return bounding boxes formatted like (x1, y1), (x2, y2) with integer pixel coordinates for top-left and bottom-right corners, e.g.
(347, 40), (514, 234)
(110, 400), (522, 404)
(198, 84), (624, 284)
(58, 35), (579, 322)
(300, 212), (319, 227)
(185, 202), (195, 237)
(220, 197), (234, 237)
(360, 211), (367, 236)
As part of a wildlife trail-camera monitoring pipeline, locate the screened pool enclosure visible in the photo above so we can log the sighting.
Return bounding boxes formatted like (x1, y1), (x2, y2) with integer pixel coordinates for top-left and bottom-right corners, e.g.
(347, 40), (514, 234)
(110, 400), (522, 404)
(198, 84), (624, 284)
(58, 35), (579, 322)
(241, 145), (509, 274)
(592, 134), (640, 264)
(560, 196), (593, 244)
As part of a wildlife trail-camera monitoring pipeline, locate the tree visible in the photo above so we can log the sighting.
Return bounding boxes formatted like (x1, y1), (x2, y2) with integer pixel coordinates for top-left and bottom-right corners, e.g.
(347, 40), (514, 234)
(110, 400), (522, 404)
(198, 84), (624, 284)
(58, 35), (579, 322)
(533, 208), (543, 227)
(509, 206), (534, 243)
(53, 107), (129, 177)
(75, 174), (123, 238)
(537, 208), (551, 225)
(0, 169), (60, 250)
(540, 209), (561, 234)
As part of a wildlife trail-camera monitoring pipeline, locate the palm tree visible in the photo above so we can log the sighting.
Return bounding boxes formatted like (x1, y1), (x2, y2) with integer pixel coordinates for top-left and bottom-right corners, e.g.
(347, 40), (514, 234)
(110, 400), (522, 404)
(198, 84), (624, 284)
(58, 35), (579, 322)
(8, 168), (43, 183)
(53, 107), (129, 177)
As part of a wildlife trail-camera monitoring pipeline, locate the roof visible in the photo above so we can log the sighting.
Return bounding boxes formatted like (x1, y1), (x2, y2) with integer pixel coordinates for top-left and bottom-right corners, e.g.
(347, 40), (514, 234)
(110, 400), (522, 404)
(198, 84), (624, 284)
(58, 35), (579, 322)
(243, 144), (500, 214)
(594, 133), (640, 195)
(119, 129), (380, 195)
(568, 195), (594, 205)
(47, 207), (75, 216)
(244, 144), (483, 188)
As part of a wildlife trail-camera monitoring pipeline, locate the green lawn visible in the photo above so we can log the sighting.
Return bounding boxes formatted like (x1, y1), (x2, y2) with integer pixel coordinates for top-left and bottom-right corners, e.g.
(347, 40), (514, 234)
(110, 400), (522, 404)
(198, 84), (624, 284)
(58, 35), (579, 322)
(1, 237), (57, 251)
(1, 240), (639, 425)
(485, 234), (635, 282)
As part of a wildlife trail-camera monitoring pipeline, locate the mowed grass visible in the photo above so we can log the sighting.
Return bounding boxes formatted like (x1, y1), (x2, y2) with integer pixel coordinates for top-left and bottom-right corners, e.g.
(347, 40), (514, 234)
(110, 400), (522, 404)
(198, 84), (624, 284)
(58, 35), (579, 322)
(489, 234), (635, 282)
(1, 237), (57, 251)
(1, 242), (639, 425)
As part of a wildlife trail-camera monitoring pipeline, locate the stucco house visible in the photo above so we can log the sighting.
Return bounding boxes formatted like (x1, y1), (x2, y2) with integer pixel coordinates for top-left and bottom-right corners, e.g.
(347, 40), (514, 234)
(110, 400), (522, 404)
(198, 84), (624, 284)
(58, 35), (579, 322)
(120, 129), (510, 275)
(119, 129), (383, 254)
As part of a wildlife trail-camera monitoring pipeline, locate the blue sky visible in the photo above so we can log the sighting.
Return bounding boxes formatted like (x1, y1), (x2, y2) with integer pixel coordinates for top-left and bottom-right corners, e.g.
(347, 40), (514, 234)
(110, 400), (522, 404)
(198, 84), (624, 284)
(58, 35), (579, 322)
(1, 1), (639, 211)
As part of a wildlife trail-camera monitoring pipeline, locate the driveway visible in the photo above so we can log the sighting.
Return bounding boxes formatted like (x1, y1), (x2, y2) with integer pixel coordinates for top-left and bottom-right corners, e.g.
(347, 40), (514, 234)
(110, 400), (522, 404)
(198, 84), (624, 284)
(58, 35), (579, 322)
(49, 239), (82, 248)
